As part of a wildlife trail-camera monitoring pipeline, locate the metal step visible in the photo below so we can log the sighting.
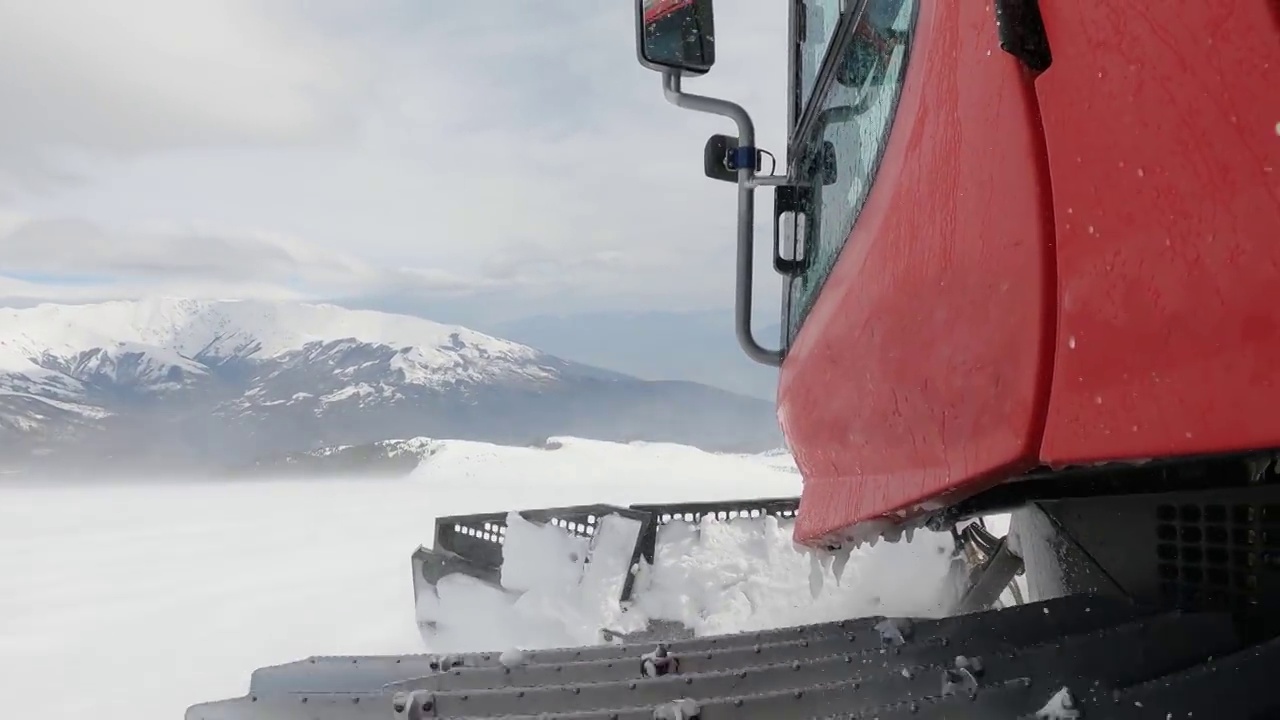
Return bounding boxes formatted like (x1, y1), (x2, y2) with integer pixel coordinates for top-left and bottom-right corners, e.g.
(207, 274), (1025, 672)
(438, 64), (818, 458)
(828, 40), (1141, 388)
(397, 610), (1240, 719)
(384, 592), (1144, 697)
(186, 594), (1280, 719)
(247, 593), (1138, 695)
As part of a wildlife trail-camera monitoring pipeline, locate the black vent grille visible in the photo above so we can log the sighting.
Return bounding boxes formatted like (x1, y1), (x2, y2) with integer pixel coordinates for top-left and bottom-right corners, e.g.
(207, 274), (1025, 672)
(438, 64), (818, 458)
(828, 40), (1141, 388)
(1155, 502), (1280, 612)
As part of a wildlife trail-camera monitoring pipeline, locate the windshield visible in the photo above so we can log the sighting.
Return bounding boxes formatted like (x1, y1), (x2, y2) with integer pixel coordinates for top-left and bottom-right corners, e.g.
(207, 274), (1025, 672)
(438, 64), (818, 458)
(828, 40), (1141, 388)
(784, 0), (918, 343)
(798, 0), (844, 107)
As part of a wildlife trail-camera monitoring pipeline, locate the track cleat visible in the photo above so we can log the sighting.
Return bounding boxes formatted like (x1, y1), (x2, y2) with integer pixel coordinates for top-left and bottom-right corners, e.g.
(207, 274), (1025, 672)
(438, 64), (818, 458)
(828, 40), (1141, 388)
(641, 644), (679, 678)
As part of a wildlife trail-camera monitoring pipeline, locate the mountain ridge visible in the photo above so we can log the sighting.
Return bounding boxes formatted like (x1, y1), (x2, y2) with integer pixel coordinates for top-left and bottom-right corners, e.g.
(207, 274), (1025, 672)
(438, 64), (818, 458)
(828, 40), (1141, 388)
(0, 298), (782, 472)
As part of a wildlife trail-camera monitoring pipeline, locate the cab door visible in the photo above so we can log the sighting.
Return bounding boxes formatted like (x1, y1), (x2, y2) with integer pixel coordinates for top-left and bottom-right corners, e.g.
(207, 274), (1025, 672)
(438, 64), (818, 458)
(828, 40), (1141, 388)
(777, 0), (1057, 544)
(1033, 0), (1280, 466)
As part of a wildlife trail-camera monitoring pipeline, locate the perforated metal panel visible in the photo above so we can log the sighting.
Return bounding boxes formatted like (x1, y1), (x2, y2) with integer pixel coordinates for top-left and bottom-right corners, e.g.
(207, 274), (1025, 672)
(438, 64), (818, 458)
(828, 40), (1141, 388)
(1155, 502), (1280, 613)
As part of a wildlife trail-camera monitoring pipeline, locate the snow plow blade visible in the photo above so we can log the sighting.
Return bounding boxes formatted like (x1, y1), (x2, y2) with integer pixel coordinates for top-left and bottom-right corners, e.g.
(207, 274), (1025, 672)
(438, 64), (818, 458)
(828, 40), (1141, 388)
(185, 593), (1280, 718)
(411, 498), (803, 642)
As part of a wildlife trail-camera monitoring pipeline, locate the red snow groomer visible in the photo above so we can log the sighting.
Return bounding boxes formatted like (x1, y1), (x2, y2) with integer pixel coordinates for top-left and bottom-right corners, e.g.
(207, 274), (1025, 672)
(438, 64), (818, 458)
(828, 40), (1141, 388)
(189, 1), (1280, 718)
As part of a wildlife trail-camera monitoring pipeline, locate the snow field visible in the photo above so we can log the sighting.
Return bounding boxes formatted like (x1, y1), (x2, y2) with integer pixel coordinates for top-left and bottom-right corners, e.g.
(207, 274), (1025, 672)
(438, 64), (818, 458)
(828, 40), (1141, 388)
(1, 437), (976, 719)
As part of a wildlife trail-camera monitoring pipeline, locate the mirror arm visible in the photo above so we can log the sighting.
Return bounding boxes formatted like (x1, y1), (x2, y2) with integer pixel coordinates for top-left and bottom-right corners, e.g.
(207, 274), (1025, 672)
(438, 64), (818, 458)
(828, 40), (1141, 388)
(662, 71), (786, 368)
(748, 175), (794, 188)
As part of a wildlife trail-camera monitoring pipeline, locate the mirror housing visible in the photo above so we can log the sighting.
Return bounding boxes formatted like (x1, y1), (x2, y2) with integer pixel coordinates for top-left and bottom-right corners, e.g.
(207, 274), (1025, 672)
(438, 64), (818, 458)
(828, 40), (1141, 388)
(636, 0), (716, 76)
(703, 134), (761, 184)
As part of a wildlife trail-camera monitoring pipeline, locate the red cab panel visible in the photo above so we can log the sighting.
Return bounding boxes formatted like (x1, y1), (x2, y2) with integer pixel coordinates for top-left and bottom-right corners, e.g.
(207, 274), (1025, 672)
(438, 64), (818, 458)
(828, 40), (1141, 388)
(1035, 0), (1280, 465)
(779, 0), (1056, 545)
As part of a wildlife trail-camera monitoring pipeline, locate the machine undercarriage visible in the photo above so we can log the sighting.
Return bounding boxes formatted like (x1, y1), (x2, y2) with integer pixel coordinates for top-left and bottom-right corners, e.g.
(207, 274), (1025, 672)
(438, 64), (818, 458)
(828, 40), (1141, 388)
(188, 452), (1280, 719)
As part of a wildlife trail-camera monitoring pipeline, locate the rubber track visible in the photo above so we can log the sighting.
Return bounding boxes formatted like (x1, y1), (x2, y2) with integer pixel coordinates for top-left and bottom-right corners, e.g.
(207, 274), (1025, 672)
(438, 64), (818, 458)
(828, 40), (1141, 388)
(185, 594), (1280, 719)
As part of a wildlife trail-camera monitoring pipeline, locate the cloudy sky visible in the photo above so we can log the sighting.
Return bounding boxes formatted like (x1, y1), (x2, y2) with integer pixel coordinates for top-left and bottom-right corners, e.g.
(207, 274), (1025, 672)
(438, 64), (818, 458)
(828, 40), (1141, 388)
(0, 0), (790, 324)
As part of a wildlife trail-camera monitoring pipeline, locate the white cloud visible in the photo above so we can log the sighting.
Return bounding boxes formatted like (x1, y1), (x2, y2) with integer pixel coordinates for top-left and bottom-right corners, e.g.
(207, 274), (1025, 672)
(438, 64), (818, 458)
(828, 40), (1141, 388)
(1, 214), (370, 284)
(0, 0), (362, 193)
(0, 1), (792, 319)
(0, 213), (638, 307)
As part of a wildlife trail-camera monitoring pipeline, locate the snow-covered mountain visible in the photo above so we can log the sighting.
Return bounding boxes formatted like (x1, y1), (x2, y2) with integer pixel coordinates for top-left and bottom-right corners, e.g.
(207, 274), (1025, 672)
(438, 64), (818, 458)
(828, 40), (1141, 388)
(0, 299), (782, 472)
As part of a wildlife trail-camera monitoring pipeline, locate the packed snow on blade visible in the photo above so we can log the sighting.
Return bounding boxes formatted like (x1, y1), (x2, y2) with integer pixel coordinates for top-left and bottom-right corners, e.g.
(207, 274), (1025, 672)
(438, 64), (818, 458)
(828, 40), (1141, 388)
(410, 499), (969, 651)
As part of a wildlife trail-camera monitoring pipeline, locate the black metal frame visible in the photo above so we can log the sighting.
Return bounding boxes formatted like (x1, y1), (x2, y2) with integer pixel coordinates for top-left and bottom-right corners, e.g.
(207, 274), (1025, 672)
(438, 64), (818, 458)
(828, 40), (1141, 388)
(413, 498), (801, 606)
(929, 450), (1280, 529)
(1008, 481), (1280, 638)
(913, 450), (1280, 634)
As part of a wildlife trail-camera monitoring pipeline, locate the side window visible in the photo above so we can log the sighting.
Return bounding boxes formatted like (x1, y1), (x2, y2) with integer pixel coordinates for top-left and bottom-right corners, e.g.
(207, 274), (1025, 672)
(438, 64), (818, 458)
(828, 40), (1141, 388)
(798, 0), (844, 105)
(784, 0), (917, 343)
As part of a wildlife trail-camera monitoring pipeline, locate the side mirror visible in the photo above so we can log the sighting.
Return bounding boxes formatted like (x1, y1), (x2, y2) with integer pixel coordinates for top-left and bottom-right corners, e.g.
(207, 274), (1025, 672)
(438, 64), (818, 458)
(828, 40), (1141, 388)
(635, 0), (716, 76)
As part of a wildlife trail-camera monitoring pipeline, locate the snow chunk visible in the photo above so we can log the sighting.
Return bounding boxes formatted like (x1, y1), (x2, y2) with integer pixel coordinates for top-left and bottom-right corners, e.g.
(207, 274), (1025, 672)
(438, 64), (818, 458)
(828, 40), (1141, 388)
(630, 515), (956, 637)
(579, 514), (648, 635)
(499, 512), (589, 593)
(1036, 687), (1082, 719)
(875, 617), (914, 646)
(653, 698), (700, 720)
(498, 647), (527, 667)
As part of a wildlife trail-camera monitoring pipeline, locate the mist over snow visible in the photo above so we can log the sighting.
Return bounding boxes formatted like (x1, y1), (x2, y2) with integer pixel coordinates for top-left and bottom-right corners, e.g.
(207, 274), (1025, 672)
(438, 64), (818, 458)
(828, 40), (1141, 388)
(0, 437), (970, 720)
